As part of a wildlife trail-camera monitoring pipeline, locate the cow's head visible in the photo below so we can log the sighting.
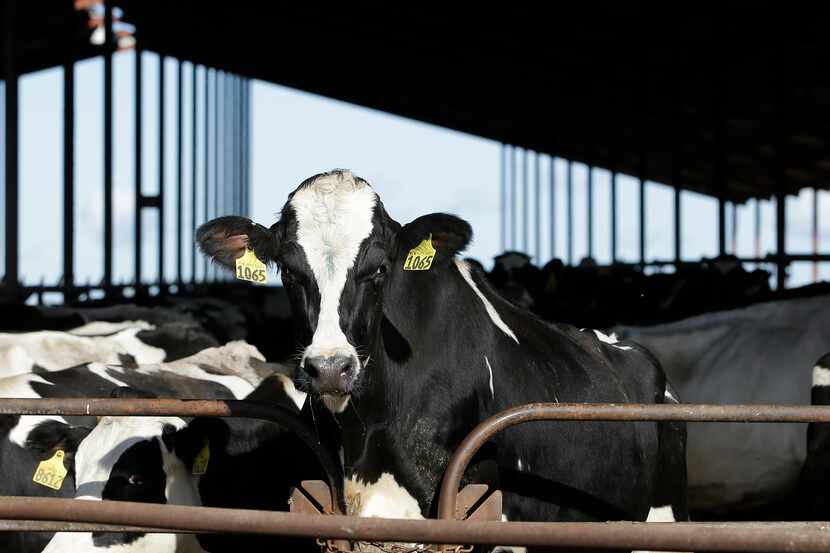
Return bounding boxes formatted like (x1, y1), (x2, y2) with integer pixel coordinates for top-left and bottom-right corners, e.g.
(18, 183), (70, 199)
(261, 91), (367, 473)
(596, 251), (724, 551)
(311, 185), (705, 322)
(41, 389), (224, 553)
(197, 170), (398, 413)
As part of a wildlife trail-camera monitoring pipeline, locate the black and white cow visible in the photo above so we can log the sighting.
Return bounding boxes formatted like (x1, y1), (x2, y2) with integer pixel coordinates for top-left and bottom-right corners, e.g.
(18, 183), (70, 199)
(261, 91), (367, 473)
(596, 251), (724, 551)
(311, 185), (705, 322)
(614, 293), (830, 516)
(0, 321), (220, 379)
(0, 341), (287, 553)
(39, 374), (331, 553)
(197, 170), (687, 539)
(798, 352), (830, 520)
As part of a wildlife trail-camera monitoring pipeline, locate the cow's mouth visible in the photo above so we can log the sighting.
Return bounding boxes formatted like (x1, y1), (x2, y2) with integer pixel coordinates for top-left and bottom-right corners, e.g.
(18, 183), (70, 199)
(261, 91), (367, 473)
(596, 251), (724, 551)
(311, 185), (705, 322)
(321, 391), (350, 414)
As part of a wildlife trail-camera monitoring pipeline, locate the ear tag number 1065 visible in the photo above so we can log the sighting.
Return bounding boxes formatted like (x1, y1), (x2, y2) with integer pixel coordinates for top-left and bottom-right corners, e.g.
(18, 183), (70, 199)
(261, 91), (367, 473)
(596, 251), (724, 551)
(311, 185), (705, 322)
(404, 234), (436, 271)
(235, 249), (268, 284)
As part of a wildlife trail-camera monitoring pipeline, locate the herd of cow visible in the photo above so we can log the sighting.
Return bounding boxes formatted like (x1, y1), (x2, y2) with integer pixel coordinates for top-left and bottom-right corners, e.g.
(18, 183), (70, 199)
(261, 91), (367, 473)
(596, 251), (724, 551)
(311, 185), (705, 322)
(1, 169), (829, 553)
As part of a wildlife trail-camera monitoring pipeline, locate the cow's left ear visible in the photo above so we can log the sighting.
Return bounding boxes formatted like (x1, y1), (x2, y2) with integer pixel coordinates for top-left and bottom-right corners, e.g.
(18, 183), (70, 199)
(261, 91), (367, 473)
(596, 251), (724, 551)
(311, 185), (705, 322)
(397, 213), (472, 259)
(164, 417), (230, 474)
(196, 216), (281, 269)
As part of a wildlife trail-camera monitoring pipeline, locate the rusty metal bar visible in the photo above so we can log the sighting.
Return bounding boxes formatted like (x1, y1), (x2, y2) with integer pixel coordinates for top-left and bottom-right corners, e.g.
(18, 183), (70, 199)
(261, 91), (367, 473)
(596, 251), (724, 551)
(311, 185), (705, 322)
(437, 402), (830, 521)
(1, 497), (829, 552)
(0, 398), (342, 510)
(0, 520), (199, 533)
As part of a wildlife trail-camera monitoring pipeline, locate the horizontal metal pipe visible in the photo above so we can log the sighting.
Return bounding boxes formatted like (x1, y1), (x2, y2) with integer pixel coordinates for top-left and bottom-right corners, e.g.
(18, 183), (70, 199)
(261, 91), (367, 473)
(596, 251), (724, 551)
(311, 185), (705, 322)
(0, 398), (342, 510)
(1, 497), (829, 552)
(437, 402), (830, 521)
(0, 520), (199, 533)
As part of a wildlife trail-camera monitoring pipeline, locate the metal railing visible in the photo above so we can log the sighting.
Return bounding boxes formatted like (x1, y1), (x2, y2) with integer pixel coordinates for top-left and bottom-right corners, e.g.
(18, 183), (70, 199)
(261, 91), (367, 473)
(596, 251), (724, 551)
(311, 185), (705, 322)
(2, 399), (830, 552)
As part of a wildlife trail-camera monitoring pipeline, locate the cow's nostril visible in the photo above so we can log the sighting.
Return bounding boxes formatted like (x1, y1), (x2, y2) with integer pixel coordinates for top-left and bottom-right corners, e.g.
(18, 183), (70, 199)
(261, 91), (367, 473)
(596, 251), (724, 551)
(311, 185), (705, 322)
(340, 359), (353, 376)
(303, 359), (320, 378)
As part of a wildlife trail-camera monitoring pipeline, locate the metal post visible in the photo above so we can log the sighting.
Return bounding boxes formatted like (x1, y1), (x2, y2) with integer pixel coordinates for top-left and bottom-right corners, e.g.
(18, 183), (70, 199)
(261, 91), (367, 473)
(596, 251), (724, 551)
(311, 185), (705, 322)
(775, 189), (786, 289)
(3, 0), (18, 290)
(731, 202), (738, 255)
(754, 199), (761, 262)
(587, 166), (593, 259)
(213, 72), (219, 225)
(63, 7), (75, 299)
(674, 187), (681, 265)
(500, 144), (506, 252)
(158, 56), (166, 284)
(191, 64), (198, 284)
(639, 162), (646, 265)
(813, 188), (819, 283)
(176, 60), (183, 285)
(244, 79), (251, 216)
(103, 0), (113, 288)
(718, 197), (726, 256)
(510, 146), (516, 250)
(522, 149), (529, 253)
(134, 46), (142, 284)
(534, 152), (541, 264)
(549, 157), (556, 260)
(610, 171), (617, 264)
(567, 161), (573, 265)
(203, 68), (210, 280)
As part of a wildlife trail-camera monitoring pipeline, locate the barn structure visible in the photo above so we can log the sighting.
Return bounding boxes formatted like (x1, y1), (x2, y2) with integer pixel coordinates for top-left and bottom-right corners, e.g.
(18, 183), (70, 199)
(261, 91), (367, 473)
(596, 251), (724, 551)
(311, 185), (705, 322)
(2, 1), (829, 305)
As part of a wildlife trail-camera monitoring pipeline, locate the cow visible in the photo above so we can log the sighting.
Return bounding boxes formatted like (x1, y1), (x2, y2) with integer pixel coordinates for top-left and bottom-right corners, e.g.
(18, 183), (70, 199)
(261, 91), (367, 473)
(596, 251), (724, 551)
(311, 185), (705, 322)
(196, 169), (687, 549)
(0, 341), (284, 553)
(797, 352), (830, 520)
(39, 374), (334, 553)
(614, 293), (830, 517)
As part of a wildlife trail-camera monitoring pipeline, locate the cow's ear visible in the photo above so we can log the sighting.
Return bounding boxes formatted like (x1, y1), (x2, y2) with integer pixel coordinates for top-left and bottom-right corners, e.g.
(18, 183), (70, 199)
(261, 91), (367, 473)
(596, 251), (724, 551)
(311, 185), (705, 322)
(196, 216), (281, 269)
(165, 417), (230, 473)
(397, 213), (472, 259)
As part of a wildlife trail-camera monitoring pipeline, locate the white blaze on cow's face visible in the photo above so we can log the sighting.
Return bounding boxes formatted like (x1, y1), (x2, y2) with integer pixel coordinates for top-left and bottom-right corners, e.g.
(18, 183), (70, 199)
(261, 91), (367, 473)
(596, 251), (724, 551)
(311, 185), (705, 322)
(42, 416), (205, 553)
(290, 171), (377, 413)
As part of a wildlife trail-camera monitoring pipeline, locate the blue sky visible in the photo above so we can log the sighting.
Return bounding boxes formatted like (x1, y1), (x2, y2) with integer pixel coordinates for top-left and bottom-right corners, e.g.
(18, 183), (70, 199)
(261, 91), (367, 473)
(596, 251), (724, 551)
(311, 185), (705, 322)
(2, 51), (829, 294)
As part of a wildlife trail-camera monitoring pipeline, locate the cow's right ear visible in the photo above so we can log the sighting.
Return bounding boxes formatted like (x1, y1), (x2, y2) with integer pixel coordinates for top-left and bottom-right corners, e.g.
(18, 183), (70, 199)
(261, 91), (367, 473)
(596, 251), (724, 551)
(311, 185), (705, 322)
(196, 216), (281, 269)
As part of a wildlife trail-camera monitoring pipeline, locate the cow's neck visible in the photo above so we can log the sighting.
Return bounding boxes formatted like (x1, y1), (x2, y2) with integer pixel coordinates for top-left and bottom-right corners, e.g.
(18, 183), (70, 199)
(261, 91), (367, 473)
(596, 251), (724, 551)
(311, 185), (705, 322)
(339, 260), (505, 518)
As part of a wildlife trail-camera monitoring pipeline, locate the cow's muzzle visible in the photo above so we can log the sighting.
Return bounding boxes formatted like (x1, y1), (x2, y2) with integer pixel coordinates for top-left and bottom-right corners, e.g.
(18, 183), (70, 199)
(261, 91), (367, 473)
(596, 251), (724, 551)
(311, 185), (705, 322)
(302, 354), (356, 397)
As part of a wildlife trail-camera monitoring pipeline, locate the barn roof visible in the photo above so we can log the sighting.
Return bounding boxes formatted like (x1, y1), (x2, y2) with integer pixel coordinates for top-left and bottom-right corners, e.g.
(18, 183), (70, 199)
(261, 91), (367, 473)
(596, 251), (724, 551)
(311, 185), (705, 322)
(6, 1), (830, 203)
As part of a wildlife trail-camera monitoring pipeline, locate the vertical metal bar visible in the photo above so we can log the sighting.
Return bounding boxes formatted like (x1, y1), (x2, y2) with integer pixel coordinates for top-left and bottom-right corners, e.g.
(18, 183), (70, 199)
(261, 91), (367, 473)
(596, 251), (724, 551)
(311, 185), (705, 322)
(63, 8), (75, 298)
(639, 159), (646, 265)
(610, 171), (617, 264)
(244, 79), (250, 216)
(236, 77), (242, 216)
(202, 68), (209, 280)
(103, 0), (114, 288)
(534, 152), (541, 264)
(500, 144), (506, 252)
(587, 166), (593, 259)
(718, 196), (726, 256)
(176, 60), (183, 285)
(191, 64), (197, 284)
(522, 149), (529, 253)
(674, 187), (681, 265)
(213, 72), (219, 225)
(549, 157), (556, 260)
(510, 147), (517, 250)
(754, 199), (761, 262)
(158, 56), (166, 284)
(731, 202), (738, 255)
(134, 46), (142, 284)
(567, 161), (573, 265)
(3, 0), (18, 289)
(776, 191), (786, 289)
(813, 188), (819, 283)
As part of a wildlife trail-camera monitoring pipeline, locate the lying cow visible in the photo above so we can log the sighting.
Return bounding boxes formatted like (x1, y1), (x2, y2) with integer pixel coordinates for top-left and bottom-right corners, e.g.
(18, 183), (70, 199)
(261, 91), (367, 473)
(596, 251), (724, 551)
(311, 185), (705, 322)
(614, 293), (830, 517)
(197, 170), (687, 543)
(0, 320), (220, 379)
(40, 376), (332, 553)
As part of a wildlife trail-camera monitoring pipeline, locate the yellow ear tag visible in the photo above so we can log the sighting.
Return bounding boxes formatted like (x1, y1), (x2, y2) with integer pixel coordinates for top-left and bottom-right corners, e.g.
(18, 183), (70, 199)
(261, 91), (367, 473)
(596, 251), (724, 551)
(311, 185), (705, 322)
(32, 450), (68, 491)
(235, 248), (268, 284)
(403, 234), (436, 271)
(192, 441), (210, 475)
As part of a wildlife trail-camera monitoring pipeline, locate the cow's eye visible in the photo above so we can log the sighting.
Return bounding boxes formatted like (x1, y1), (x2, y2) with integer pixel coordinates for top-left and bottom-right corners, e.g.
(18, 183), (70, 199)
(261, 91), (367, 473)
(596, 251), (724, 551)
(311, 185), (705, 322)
(375, 265), (386, 276)
(128, 474), (144, 486)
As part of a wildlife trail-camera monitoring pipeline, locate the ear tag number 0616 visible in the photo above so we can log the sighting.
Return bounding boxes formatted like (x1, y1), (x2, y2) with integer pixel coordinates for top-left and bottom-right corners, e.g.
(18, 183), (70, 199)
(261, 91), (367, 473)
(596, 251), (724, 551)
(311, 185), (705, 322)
(235, 248), (268, 284)
(32, 450), (68, 490)
(404, 234), (436, 271)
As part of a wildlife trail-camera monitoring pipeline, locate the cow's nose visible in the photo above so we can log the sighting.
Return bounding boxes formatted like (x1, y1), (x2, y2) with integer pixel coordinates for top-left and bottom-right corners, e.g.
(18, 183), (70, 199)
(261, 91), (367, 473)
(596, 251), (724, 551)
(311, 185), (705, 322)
(303, 355), (354, 393)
